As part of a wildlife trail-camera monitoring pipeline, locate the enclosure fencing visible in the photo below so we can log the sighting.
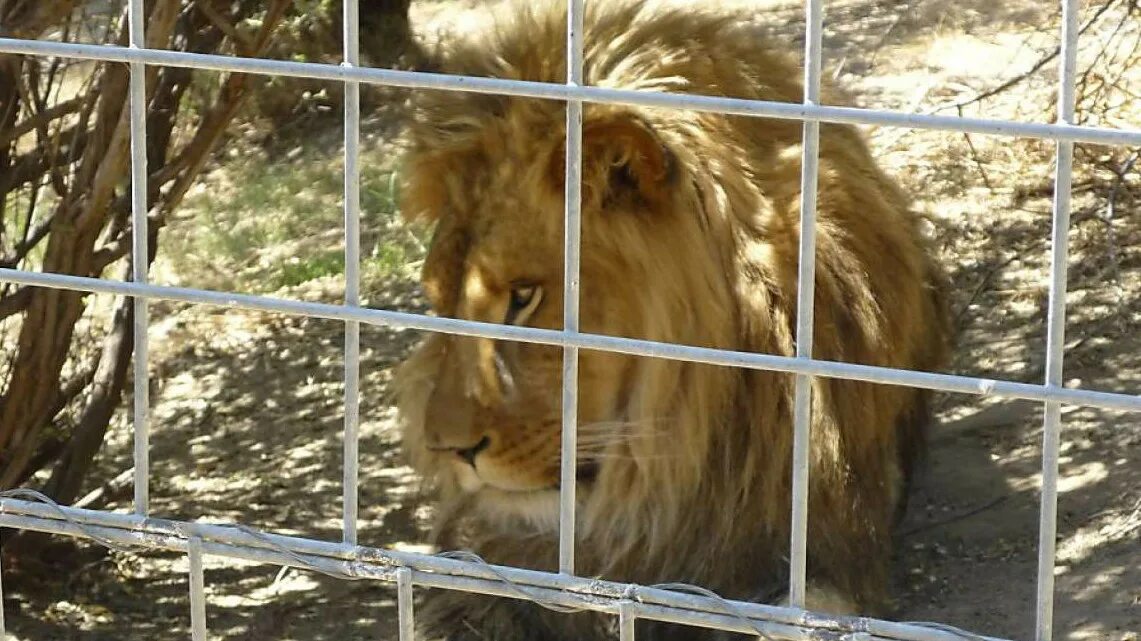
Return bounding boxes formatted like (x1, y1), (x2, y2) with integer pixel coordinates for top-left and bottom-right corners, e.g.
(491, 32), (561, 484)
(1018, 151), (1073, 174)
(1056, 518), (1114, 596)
(1, 0), (1140, 640)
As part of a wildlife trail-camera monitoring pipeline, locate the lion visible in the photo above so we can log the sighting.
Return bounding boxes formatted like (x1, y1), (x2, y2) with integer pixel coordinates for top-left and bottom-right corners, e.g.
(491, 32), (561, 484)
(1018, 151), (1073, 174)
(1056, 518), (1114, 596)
(393, 1), (952, 639)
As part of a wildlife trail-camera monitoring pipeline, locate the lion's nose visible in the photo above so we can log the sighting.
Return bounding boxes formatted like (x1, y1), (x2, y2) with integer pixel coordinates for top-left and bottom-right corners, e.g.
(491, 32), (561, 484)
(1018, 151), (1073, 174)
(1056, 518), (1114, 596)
(430, 435), (491, 467)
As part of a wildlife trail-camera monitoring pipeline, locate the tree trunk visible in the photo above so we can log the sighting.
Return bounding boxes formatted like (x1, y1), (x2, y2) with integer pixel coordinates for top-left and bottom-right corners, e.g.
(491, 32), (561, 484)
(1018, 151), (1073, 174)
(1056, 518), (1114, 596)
(0, 0), (292, 509)
(359, 0), (422, 68)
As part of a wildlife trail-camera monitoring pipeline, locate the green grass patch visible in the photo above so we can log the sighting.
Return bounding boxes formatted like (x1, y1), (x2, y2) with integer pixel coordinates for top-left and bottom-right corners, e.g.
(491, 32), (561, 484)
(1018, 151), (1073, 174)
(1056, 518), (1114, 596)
(160, 140), (424, 294)
(273, 250), (345, 289)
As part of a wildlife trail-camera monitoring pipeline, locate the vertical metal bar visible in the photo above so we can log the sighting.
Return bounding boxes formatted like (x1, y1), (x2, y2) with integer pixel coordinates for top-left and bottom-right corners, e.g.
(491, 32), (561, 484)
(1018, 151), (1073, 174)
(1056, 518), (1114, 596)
(0, 551), (6, 639)
(788, 0), (823, 609)
(618, 601), (636, 641)
(188, 537), (208, 641)
(1035, 1), (1078, 639)
(559, 0), (585, 576)
(341, 0), (362, 547)
(128, 0), (151, 516)
(396, 567), (415, 641)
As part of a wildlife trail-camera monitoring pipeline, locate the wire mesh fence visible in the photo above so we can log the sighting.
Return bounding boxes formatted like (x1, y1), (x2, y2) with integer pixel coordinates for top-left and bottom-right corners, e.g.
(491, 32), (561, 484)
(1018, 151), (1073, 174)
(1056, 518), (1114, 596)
(0, 1), (1139, 640)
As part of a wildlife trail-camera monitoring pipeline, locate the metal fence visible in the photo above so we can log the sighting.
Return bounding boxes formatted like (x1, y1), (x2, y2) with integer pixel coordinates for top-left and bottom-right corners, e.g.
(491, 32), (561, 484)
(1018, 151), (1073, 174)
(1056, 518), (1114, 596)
(1, 1), (1139, 640)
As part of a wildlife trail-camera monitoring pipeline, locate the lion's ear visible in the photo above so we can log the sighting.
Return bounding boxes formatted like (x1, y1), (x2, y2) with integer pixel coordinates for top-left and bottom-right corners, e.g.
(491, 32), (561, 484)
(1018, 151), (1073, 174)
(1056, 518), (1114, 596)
(549, 114), (677, 210)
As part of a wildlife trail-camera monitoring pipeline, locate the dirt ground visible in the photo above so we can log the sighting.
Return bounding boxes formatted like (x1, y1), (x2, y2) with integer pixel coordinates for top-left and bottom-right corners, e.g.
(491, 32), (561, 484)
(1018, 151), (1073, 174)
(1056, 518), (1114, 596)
(4, 0), (1139, 640)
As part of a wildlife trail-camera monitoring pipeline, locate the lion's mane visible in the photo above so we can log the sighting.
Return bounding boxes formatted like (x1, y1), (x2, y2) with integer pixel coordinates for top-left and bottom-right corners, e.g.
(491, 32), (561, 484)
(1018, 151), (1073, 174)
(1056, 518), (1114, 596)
(394, 1), (951, 639)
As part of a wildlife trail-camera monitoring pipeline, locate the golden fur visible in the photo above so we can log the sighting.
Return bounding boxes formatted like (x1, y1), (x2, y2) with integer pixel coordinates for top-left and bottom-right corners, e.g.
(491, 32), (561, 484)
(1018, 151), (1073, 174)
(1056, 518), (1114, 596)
(394, 1), (951, 639)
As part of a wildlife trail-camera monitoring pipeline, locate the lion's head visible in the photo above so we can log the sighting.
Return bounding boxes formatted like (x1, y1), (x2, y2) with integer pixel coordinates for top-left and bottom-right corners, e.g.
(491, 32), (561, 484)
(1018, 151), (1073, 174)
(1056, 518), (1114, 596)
(393, 0), (950, 631)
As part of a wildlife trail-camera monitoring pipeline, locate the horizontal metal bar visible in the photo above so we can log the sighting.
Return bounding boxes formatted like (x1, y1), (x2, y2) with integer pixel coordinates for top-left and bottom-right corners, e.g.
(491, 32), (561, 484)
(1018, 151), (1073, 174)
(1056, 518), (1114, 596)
(0, 499), (1010, 641)
(2, 268), (1138, 412)
(0, 37), (1139, 146)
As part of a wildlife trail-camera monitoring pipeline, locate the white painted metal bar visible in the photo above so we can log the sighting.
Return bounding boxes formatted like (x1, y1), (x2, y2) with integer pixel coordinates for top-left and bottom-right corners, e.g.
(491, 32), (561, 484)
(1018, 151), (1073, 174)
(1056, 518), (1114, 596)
(127, 0), (151, 517)
(558, 0), (585, 577)
(1035, 2), (1079, 640)
(2, 269), (1139, 413)
(619, 601), (636, 641)
(188, 537), (208, 641)
(788, 0), (824, 608)
(0, 491), (901, 639)
(341, 0), (362, 547)
(396, 566), (415, 641)
(0, 500), (1013, 641)
(0, 550), (6, 639)
(0, 38), (1138, 147)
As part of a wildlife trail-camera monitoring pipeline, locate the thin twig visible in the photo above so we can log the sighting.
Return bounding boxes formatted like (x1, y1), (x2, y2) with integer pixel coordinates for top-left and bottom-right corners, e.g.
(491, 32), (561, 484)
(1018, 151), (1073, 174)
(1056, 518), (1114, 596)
(1098, 149), (1138, 301)
(901, 495), (1013, 538)
(957, 106), (994, 191)
(937, 0), (1122, 111)
(952, 252), (1021, 332)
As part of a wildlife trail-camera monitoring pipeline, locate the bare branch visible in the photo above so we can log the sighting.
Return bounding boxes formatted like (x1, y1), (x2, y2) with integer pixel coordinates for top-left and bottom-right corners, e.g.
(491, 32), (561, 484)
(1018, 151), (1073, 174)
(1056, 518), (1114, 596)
(0, 287), (32, 321)
(938, 0), (1123, 111)
(0, 203), (53, 270)
(0, 0), (81, 39)
(0, 96), (81, 148)
(158, 0), (292, 216)
(42, 271), (133, 504)
(194, 0), (254, 55)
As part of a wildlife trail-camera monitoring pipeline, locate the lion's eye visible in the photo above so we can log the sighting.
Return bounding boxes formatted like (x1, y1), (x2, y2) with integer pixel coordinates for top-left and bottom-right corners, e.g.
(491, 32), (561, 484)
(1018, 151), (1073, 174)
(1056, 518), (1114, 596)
(505, 284), (543, 325)
(510, 286), (536, 309)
